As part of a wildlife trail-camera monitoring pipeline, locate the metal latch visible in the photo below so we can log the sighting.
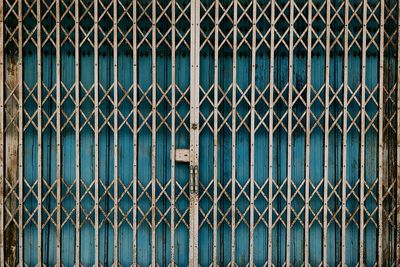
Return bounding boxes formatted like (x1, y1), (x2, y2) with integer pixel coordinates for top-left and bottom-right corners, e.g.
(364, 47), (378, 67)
(171, 148), (190, 163)
(189, 165), (199, 194)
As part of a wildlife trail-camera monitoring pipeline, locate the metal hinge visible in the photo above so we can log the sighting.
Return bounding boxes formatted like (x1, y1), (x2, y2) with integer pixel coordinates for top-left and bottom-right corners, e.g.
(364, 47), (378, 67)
(189, 165), (199, 194)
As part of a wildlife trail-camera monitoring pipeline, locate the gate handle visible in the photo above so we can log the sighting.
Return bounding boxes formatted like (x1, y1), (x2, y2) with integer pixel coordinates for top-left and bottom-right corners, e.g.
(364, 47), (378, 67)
(190, 165), (199, 194)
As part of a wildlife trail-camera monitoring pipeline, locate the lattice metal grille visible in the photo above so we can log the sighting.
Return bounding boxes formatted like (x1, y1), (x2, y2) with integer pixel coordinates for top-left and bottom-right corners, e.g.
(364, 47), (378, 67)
(0, 0), (399, 266)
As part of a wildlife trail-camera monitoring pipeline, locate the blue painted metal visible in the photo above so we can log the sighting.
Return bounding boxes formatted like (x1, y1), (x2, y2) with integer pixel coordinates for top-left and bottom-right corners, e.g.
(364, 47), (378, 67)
(2, 0), (398, 266)
(20, 22), (380, 267)
(20, 31), (380, 267)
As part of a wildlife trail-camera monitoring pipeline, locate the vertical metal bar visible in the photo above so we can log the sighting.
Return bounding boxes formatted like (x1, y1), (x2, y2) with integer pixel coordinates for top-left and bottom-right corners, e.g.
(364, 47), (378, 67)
(267, 1), (275, 265)
(230, 0), (237, 264)
(286, 0), (294, 265)
(17, 0), (23, 264)
(151, 0), (156, 263)
(304, 0), (312, 265)
(36, 0), (43, 263)
(190, 0), (194, 256)
(359, 0), (367, 264)
(0, 0), (4, 263)
(113, 0), (118, 265)
(323, 0), (331, 265)
(189, 0), (197, 265)
(249, 0), (256, 265)
(377, 0), (384, 265)
(212, 1), (219, 265)
(189, 0), (197, 267)
(132, 0), (138, 264)
(195, 0), (200, 262)
(189, 0), (200, 264)
(195, 0), (200, 153)
(74, 0), (80, 264)
(170, 0), (176, 264)
(397, 0), (400, 265)
(341, 0), (350, 265)
(55, 0), (62, 264)
(94, 0), (99, 264)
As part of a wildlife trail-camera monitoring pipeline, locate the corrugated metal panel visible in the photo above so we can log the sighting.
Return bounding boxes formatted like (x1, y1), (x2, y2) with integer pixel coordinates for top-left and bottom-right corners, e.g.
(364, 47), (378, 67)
(0, 0), (399, 266)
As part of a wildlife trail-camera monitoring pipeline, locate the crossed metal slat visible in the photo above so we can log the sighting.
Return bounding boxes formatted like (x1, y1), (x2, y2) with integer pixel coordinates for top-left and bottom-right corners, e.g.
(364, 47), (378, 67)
(197, 0), (399, 266)
(0, 0), (399, 266)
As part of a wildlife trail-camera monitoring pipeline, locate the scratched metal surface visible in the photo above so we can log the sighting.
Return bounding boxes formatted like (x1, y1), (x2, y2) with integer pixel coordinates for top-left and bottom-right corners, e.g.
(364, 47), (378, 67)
(0, 0), (399, 266)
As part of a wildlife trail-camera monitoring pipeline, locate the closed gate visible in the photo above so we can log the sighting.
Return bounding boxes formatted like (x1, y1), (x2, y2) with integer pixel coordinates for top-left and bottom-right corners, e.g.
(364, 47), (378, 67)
(0, 0), (400, 266)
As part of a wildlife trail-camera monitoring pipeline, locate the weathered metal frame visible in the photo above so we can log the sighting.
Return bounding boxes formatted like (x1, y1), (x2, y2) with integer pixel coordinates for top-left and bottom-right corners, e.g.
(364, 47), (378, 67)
(0, 0), (4, 262)
(0, 0), (398, 266)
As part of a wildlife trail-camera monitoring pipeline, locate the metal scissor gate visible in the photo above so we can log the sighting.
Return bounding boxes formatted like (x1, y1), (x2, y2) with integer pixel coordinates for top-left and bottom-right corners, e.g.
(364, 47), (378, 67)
(0, 0), (400, 266)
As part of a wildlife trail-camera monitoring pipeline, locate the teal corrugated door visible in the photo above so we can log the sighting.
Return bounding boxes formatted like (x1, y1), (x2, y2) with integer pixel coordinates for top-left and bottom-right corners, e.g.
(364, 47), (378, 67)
(0, 0), (399, 266)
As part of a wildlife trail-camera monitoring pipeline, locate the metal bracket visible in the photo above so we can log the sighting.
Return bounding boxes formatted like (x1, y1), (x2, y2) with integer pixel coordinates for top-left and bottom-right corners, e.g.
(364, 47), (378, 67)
(172, 148), (190, 163)
(189, 165), (198, 194)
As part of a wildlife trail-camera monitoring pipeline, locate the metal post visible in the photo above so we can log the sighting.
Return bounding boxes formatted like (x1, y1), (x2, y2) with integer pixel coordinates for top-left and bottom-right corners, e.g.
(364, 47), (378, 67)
(94, 0), (99, 263)
(36, 0), (43, 263)
(377, 0), (385, 265)
(17, 0), (23, 264)
(359, 0), (367, 265)
(55, 0), (62, 264)
(304, 0), (312, 264)
(113, 0), (118, 264)
(74, 0), (80, 264)
(132, 0), (138, 264)
(323, 0), (331, 265)
(249, 0), (256, 265)
(341, 1), (350, 265)
(286, 0), (294, 265)
(267, 1), (275, 266)
(0, 0), (4, 263)
(171, 0), (176, 265)
(151, 0), (157, 264)
(212, 0), (219, 265)
(230, 0), (237, 264)
(397, 0), (400, 264)
(189, 0), (200, 265)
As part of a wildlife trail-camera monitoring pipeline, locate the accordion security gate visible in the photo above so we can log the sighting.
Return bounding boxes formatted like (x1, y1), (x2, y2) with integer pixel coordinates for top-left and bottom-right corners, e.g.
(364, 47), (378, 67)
(0, 0), (399, 266)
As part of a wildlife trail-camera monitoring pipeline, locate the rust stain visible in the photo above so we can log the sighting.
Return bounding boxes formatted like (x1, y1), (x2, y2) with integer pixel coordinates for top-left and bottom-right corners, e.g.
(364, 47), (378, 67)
(382, 52), (397, 265)
(4, 53), (19, 267)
